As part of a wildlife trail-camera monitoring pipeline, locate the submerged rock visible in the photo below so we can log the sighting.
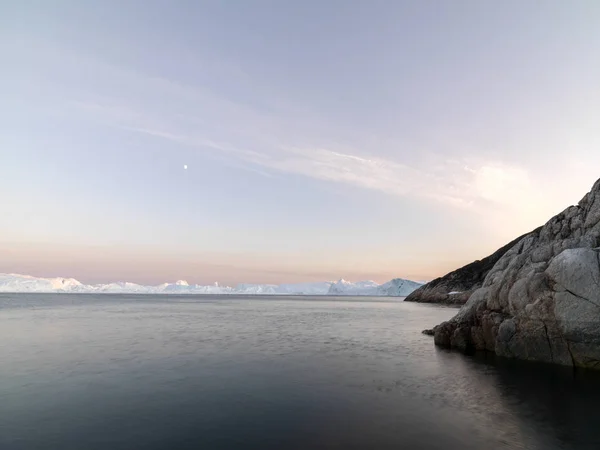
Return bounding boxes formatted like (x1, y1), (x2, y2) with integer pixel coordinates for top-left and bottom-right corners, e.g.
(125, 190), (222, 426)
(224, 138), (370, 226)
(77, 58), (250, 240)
(429, 178), (600, 369)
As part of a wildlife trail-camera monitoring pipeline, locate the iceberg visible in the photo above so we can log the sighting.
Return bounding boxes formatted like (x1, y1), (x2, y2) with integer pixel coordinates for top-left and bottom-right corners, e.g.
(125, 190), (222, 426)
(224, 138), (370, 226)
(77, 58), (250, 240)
(0, 273), (82, 293)
(376, 278), (427, 296)
(326, 278), (424, 296)
(327, 279), (380, 295)
(0, 273), (423, 297)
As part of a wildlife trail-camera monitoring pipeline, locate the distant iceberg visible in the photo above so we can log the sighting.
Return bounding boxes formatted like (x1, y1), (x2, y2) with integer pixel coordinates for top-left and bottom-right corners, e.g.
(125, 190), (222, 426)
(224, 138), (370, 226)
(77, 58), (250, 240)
(327, 279), (379, 295)
(327, 278), (424, 296)
(0, 274), (83, 293)
(376, 278), (428, 296)
(0, 273), (423, 297)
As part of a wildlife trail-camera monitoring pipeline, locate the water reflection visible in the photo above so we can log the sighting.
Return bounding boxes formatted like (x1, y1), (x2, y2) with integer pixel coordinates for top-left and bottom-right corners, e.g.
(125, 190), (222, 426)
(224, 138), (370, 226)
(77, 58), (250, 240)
(478, 354), (600, 449)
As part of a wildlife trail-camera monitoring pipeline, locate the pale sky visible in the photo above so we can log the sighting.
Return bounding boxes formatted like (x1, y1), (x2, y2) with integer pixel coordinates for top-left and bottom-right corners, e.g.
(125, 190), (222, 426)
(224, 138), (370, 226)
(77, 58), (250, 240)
(1, 1), (600, 285)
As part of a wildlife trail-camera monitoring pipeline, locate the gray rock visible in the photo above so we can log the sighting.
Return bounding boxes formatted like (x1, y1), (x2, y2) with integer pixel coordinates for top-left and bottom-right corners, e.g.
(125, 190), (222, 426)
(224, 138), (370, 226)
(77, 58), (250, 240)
(546, 248), (600, 307)
(433, 322), (453, 347)
(481, 312), (503, 351)
(497, 318), (516, 342)
(430, 177), (600, 369)
(406, 230), (538, 305)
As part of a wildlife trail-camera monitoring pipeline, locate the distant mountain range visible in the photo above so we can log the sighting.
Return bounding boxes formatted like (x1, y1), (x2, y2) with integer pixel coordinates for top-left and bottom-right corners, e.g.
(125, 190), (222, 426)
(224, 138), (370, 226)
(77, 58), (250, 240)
(0, 273), (424, 297)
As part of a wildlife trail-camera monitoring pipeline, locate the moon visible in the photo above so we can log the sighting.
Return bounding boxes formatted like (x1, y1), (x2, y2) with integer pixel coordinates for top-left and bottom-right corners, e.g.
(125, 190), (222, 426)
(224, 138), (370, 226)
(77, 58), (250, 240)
(183, 164), (188, 170)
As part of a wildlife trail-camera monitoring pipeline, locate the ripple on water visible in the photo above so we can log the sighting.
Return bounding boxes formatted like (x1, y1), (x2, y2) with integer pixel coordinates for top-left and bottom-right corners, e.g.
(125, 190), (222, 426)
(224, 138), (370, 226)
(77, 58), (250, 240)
(0, 294), (599, 450)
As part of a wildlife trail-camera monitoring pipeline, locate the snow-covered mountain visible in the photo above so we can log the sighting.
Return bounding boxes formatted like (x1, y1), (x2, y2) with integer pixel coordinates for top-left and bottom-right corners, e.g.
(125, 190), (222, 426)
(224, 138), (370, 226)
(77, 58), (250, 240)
(0, 273), (423, 297)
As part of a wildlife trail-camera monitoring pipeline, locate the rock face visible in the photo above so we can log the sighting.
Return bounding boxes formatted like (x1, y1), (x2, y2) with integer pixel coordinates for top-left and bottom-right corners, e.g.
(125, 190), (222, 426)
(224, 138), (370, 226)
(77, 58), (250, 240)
(405, 231), (537, 305)
(430, 178), (600, 369)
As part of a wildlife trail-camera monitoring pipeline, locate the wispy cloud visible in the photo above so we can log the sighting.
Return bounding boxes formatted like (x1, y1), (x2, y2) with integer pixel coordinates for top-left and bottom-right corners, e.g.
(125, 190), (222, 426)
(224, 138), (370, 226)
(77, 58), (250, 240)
(36, 41), (559, 224)
(67, 88), (514, 209)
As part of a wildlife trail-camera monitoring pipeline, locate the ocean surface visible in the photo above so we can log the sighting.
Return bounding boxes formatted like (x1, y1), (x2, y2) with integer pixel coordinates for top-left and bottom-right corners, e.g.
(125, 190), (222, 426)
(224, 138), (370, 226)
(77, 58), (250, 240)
(1, 294), (599, 450)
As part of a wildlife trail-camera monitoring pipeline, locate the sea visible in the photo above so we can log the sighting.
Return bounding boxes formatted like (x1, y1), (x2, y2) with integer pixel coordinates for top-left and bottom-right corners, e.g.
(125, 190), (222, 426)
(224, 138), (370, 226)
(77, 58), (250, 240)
(1, 293), (599, 450)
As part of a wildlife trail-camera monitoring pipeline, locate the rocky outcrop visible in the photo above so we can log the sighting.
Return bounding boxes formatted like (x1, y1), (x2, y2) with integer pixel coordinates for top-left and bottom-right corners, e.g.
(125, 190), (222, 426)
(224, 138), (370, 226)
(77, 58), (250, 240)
(405, 231), (537, 305)
(429, 178), (600, 369)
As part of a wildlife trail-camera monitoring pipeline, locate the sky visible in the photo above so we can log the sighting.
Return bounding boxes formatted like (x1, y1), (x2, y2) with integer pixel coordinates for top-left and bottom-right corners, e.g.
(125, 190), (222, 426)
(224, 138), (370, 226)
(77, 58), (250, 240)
(1, 1), (600, 285)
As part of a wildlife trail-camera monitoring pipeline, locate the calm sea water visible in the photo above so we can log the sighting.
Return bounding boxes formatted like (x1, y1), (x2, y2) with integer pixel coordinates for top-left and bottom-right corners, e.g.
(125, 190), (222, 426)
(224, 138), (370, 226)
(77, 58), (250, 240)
(1, 294), (599, 450)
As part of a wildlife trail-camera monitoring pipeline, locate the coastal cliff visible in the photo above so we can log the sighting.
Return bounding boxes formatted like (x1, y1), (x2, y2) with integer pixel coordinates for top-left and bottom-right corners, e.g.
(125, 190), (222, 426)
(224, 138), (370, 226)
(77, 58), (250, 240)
(405, 230), (537, 305)
(427, 178), (600, 369)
